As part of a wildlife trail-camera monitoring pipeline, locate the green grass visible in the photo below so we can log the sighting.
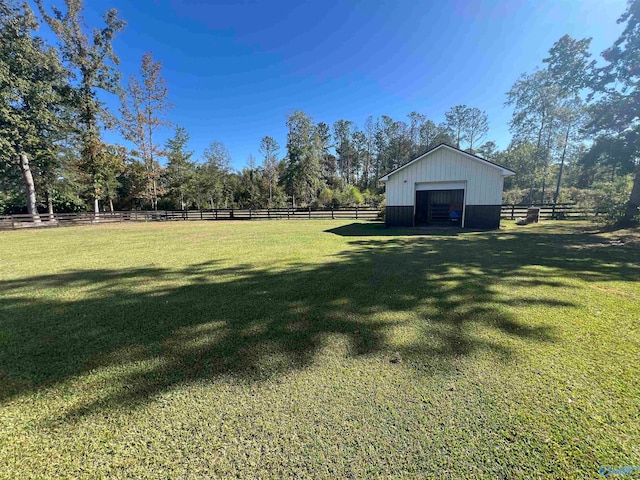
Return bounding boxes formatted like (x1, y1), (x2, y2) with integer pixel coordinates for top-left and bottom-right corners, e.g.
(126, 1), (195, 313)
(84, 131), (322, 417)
(0, 220), (638, 478)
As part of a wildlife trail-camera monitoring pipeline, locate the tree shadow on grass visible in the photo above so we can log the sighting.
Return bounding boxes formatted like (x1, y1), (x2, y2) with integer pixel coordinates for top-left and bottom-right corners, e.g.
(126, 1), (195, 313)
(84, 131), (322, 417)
(0, 224), (636, 420)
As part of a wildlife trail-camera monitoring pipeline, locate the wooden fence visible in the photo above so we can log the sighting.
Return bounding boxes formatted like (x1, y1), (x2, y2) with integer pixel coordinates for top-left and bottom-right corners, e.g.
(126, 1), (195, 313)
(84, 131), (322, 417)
(0, 207), (381, 231)
(500, 203), (599, 220)
(1, 204), (599, 231)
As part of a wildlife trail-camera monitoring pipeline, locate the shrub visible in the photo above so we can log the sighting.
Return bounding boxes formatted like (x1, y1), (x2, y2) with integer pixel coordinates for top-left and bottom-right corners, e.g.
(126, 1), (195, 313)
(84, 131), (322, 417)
(336, 185), (364, 206)
(378, 199), (386, 221)
(318, 187), (333, 207)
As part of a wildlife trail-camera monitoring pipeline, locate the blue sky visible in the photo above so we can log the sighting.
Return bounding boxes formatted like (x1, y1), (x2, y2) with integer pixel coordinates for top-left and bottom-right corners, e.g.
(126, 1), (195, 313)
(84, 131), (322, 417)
(35, 0), (627, 170)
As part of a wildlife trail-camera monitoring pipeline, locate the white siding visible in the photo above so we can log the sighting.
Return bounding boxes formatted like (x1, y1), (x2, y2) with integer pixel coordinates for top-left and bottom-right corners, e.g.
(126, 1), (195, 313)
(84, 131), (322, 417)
(385, 148), (505, 206)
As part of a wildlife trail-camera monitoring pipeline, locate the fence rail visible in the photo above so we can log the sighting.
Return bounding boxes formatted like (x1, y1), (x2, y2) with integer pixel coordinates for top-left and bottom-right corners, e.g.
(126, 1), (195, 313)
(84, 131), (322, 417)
(1, 203), (600, 231)
(500, 203), (601, 220)
(0, 207), (381, 231)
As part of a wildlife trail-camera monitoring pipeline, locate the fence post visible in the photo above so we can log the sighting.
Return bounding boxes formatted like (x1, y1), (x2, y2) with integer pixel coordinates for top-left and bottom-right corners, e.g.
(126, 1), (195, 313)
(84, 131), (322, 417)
(231, 208), (234, 219)
(308, 206), (311, 219)
(287, 208), (290, 219)
(356, 206), (358, 219)
(250, 209), (252, 220)
(200, 209), (203, 220)
(511, 204), (515, 220)
(331, 207), (334, 219)
(268, 208), (270, 219)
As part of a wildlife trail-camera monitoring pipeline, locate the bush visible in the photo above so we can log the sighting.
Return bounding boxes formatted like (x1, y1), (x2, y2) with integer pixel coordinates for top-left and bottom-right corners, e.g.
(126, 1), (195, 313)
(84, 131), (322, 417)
(318, 187), (333, 207)
(592, 178), (633, 222)
(564, 176), (632, 223)
(378, 199), (386, 221)
(335, 185), (364, 206)
(502, 188), (527, 205)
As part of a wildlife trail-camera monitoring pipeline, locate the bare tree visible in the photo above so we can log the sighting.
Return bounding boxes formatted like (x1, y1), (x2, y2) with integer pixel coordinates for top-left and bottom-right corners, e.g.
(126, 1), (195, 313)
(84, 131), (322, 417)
(119, 52), (172, 210)
(444, 105), (469, 148)
(259, 136), (280, 205)
(464, 108), (489, 153)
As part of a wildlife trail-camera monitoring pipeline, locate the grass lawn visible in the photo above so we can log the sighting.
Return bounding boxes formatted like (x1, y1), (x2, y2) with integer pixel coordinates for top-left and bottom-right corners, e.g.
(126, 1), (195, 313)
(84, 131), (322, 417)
(0, 220), (638, 478)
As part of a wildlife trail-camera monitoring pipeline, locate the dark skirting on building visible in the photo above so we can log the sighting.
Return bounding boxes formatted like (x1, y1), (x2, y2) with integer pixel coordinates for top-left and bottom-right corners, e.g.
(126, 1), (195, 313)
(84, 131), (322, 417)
(385, 206), (414, 227)
(464, 205), (502, 229)
(385, 204), (502, 229)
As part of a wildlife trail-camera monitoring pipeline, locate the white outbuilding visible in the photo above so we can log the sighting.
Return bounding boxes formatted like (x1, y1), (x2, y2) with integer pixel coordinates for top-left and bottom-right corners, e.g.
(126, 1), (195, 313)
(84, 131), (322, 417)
(379, 143), (515, 229)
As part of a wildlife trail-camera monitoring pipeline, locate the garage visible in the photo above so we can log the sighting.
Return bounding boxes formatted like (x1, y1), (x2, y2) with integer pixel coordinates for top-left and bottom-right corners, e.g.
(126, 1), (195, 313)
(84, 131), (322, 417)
(380, 143), (515, 229)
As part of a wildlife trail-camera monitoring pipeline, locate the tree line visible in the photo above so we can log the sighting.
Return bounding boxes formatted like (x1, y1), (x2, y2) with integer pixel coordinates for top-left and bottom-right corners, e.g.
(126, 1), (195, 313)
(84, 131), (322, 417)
(1, 0), (639, 224)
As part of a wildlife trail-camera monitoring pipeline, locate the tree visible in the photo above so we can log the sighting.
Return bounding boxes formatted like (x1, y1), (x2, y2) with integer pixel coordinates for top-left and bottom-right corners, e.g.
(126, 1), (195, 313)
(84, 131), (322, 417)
(259, 136), (280, 205)
(333, 119), (356, 184)
(352, 130), (368, 187)
(542, 35), (593, 210)
(0, 1), (68, 221)
(284, 111), (323, 206)
(476, 141), (498, 160)
(37, 0), (126, 214)
(552, 98), (585, 209)
(362, 116), (376, 188)
(236, 155), (263, 209)
(506, 70), (559, 202)
(119, 52), (172, 210)
(407, 111), (426, 158)
(73, 140), (125, 211)
(164, 127), (194, 209)
(195, 141), (232, 209)
(586, 0), (640, 224)
(464, 107), (489, 153)
(117, 157), (146, 209)
(97, 144), (126, 212)
(444, 105), (469, 148)
(418, 119), (439, 150)
(543, 34), (595, 96)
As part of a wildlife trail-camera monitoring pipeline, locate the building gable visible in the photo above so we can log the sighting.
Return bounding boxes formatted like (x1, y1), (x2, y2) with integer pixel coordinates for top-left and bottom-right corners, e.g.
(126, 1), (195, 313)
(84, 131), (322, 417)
(379, 143), (515, 182)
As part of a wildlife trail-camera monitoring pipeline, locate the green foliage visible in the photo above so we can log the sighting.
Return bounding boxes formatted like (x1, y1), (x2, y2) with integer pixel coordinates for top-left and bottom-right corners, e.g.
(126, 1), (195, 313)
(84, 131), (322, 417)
(163, 127), (194, 209)
(318, 186), (333, 207)
(0, 1), (69, 214)
(116, 158), (147, 209)
(284, 110), (323, 206)
(335, 185), (364, 206)
(566, 175), (634, 223)
(37, 0), (126, 210)
(259, 135), (280, 206)
(502, 188), (527, 205)
(585, 0), (640, 223)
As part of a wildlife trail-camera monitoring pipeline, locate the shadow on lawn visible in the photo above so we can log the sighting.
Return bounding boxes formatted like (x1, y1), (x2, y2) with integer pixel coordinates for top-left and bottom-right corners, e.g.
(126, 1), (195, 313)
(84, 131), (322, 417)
(0, 223), (637, 419)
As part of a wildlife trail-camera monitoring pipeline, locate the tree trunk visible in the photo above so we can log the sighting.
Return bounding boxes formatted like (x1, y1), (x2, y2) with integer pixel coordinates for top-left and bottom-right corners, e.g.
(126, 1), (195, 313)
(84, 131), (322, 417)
(46, 190), (54, 221)
(18, 152), (41, 223)
(94, 195), (100, 222)
(153, 178), (158, 210)
(622, 165), (640, 224)
(552, 125), (571, 218)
